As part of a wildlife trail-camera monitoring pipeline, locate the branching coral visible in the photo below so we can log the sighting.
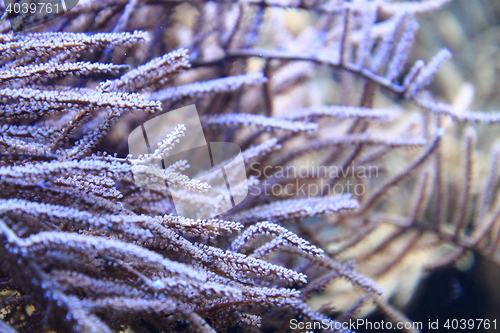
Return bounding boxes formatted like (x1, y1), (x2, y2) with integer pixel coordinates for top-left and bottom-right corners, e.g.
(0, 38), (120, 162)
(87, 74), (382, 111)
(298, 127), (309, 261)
(0, 0), (499, 332)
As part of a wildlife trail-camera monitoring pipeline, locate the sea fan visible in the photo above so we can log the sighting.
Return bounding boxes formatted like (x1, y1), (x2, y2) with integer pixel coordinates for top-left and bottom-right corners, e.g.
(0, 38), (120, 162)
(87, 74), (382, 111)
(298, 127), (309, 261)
(0, 0), (499, 332)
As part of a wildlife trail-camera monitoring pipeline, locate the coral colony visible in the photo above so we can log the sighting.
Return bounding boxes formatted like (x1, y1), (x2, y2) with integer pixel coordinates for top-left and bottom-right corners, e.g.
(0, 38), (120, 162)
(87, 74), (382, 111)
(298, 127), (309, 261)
(0, 0), (499, 332)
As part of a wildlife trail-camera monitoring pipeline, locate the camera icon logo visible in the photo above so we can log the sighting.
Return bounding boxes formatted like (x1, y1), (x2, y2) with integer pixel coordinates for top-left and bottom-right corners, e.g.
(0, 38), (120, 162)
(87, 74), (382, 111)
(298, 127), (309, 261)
(128, 105), (248, 220)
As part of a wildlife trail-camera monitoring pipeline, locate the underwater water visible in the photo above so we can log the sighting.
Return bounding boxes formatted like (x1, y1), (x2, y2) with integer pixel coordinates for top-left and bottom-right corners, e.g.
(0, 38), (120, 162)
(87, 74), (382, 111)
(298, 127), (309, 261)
(409, 1), (500, 331)
(1, 0), (500, 332)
